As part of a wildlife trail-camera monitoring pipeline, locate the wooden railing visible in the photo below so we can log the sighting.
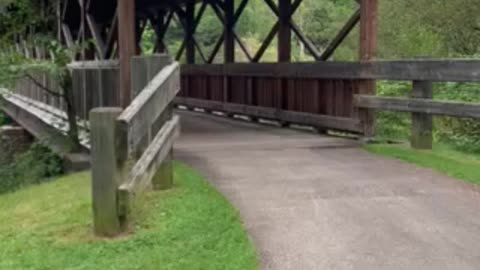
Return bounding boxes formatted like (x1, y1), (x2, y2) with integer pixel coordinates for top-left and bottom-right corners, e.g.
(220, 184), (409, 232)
(13, 54), (172, 121)
(179, 60), (480, 137)
(90, 61), (180, 236)
(179, 63), (364, 133)
(356, 94), (480, 149)
(13, 61), (120, 120)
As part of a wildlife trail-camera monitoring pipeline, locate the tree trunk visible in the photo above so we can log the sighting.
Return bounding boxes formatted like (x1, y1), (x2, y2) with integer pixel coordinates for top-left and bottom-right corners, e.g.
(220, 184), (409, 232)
(61, 71), (81, 152)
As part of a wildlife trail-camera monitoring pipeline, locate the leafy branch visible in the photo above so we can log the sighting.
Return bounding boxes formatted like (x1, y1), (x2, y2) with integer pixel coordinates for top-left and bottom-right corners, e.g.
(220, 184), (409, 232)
(23, 72), (64, 98)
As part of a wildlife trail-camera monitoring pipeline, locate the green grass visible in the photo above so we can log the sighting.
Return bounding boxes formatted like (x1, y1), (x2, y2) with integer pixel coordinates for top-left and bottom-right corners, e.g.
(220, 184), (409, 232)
(0, 162), (258, 270)
(365, 143), (480, 185)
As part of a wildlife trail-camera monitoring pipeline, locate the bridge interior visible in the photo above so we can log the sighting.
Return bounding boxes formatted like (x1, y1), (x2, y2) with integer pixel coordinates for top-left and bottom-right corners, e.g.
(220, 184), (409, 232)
(50, 0), (377, 136)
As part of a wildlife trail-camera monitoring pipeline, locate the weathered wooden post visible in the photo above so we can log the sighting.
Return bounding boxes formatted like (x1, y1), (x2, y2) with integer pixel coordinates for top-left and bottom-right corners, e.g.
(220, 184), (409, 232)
(90, 107), (123, 236)
(359, 0), (378, 138)
(411, 81), (433, 149)
(118, 0), (136, 108)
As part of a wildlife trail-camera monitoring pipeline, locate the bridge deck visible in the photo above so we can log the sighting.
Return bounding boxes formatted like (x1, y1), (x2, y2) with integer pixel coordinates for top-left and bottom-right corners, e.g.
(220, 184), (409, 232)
(176, 110), (480, 270)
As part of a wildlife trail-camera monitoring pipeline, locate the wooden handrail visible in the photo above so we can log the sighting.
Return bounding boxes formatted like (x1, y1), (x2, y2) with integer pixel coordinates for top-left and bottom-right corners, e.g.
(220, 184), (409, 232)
(90, 60), (180, 237)
(182, 59), (480, 82)
(354, 95), (480, 119)
(118, 62), (180, 156)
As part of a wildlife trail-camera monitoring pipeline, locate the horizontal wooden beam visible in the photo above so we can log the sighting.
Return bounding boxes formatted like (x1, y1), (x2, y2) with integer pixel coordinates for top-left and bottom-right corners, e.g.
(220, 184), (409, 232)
(175, 97), (362, 133)
(1, 90), (90, 154)
(366, 60), (480, 82)
(181, 60), (480, 82)
(118, 62), (180, 154)
(354, 95), (480, 119)
(118, 115), (180, 195)
(68, 60), (120, 69)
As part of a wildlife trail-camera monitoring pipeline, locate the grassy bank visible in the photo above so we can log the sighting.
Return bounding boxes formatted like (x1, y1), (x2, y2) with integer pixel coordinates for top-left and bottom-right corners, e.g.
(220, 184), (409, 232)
(0, 162), (257, 270)
(365, 143), (480, 185)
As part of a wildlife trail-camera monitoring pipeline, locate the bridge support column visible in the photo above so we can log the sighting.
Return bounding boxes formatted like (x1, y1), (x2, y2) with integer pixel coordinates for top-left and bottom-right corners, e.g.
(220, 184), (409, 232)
(118, 0), (136, 108)
(278, 0), (291, 62)
(276, 0), (292, 126)
(359, 0), (378, 137)
(224, 0), (235, 63)
(186, 0), (196, 64)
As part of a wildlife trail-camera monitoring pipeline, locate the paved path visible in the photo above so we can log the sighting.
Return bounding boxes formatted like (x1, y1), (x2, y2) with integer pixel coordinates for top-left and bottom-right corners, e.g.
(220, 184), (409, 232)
(175, 110), (480, 270)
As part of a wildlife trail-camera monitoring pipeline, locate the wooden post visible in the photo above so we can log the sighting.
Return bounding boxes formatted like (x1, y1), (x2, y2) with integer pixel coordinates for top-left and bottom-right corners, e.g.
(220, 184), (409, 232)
(90, 108), (123, 237)
(359, 0), (378, 137)
(223, 0), (234, 111)
(118, 0), (136, 107)
(411, 81), (433, 149)
(186, 1), (196, 64)
(277, 0), (291, 126)
(155, 11), (167, 53)
(224, 0), (235, 63)
(278, 0), (291, 62)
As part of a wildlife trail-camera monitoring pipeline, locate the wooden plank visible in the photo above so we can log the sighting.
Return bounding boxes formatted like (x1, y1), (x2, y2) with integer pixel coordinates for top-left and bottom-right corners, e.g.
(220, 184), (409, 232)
(366, 60), (480, 82)
(100, 67), (121, 107)
(354, 95), (480, 119)
(131, 54), (173, 98)
(68, 60), (120, 69)
(146, 55), (173, 81)
(278, 0), (291, 62)
(183, 62), (363, 79)
(1, 90), (90, 153)
(358, 0), (378, 136)
(224, 0), (235, 62)
(151, 104), (174, 190)
(130, 56), (149, 98)
(118, 62), (180, 154)
(118, 0), (137, 108)
(411, 81), (433, 149)
(175, 97), (363, 133)
(118, 115), (180, 195)
(182, 60), (480, 82)
(89, 107), (123, 237)
(359, 0), (377, 62)
(185, 0), (195, 63)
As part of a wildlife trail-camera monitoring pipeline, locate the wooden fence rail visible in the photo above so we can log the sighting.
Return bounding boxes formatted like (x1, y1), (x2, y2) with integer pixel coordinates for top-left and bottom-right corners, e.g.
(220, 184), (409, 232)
(179, 59), (480, 135)
(14, 61), (120, 120)
(354, 80), (480, 149)
(90, 61), (180, 236)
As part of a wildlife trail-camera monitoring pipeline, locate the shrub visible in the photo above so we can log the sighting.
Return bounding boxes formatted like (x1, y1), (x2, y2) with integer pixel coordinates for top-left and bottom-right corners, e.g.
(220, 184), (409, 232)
(0, 142), (63, 194)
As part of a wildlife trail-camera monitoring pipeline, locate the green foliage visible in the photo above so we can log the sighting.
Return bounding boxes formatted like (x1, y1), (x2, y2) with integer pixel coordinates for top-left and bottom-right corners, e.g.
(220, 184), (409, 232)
(375, 82), (411, 139)
(365, 143), (480, 185)
(0, 111), (9, 125)
(434, 82), (480, 153)
(0, 163), (258, 270)
(0, 142), (63, 194)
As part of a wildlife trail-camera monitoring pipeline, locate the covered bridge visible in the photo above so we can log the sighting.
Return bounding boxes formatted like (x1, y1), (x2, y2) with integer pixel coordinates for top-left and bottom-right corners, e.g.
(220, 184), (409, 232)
(53, 0), (378, 136)
(4, 1), (480, 269)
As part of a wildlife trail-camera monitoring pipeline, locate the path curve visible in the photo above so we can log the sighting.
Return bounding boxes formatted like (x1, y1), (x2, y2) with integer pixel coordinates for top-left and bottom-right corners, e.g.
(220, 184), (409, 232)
(175, 110), (480, 270)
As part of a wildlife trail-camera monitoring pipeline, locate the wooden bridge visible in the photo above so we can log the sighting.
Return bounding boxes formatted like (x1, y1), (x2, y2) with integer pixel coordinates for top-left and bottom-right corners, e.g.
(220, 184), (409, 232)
(3, 0), (480, 268)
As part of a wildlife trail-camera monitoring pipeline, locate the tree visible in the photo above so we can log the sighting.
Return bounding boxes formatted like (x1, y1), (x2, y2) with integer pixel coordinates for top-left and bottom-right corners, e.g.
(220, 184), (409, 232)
(0, 42), (82, 152)
(0, 0), (82, 152)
